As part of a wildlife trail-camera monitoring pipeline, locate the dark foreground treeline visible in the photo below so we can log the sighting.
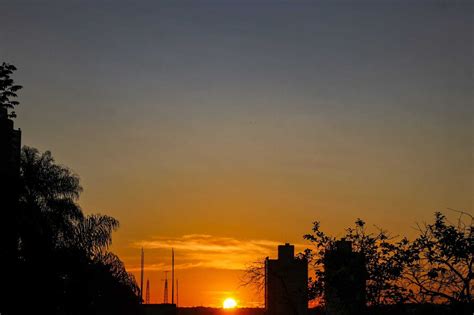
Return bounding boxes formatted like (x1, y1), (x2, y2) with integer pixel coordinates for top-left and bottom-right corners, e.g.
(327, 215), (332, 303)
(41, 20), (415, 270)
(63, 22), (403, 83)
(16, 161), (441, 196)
(301, 213), (473, 312)
(365, 303), (472, 315)
(175, 304), (472, 315)
(311, 303), (472, 315)
(0, 147), (142, 315)
(0, 63), (141, 315)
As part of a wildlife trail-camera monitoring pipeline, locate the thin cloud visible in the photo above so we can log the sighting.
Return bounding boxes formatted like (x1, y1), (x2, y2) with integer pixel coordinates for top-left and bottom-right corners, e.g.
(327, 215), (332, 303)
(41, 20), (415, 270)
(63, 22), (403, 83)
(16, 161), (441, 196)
(132, 234), (307, 271)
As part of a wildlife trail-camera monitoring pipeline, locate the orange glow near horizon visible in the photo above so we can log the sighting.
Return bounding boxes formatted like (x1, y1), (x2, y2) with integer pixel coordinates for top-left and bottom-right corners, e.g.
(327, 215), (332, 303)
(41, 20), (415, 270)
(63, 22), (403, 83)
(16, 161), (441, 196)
(117, 236), (311, 307)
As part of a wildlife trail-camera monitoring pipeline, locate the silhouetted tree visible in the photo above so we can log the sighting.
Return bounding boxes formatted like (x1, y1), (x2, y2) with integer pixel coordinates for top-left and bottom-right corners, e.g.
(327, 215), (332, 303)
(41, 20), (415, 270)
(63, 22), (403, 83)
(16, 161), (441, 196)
(0, 63), (139, 314)
(242, 213), (473, 313)
(304, 219), (410, 306)
(0, 62), (22, 315)
(14, 146), (140, 314)
(70, 213), (119, 258)
(401, 211), (473, 305)
(241, 260), (266, 299)
(0, 62), (22, 118)
(18, 147), (83, 254)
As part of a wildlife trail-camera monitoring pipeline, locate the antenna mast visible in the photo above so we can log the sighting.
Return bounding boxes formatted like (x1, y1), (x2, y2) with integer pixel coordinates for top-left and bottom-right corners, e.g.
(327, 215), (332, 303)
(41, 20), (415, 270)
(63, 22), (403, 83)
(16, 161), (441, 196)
(171, 248), (175, 304)
(176, 279), (179, 307)
(140, 248), (144, 303)
(163, 271), (169, 304)
(145, 279), (150, 304)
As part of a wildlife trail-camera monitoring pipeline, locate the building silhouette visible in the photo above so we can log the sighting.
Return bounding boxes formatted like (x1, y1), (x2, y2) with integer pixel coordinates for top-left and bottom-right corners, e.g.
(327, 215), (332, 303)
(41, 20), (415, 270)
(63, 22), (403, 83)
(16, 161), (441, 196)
(265, 243), (308, 315)
(0, 106), (21, 184)
(324, 239), (367, 315)
(0, 106), (21, 314)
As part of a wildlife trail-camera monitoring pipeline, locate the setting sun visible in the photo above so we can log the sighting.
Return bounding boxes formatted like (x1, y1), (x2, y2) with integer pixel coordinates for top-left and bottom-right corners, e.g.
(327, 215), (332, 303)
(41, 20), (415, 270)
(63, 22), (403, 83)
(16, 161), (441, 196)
(223, 297), (237, 309)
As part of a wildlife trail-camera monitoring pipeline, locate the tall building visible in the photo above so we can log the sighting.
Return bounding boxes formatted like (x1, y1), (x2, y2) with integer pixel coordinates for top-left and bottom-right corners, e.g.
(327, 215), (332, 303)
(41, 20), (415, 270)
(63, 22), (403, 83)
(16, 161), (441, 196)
(324, 239), (367, 315)
(265, 243), (308, 315)
(0, 106), (21, 240)
(0, 106), (21, 314)
(0, 107), (21, 178)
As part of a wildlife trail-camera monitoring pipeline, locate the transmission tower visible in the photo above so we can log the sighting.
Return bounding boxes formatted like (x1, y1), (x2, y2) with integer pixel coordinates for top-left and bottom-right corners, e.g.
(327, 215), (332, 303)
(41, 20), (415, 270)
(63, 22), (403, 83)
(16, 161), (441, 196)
(163, 271), (169, 304)
(176, 278), (179, 307)
(171, 248), (175, 305)
(145, 279), (150, 304)
(140, 248), (144, 303)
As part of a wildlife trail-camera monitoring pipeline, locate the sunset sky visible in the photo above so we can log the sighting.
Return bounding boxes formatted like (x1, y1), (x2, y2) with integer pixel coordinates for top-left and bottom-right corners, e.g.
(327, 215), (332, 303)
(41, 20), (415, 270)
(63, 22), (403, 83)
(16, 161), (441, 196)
(1, 0), (472, 307)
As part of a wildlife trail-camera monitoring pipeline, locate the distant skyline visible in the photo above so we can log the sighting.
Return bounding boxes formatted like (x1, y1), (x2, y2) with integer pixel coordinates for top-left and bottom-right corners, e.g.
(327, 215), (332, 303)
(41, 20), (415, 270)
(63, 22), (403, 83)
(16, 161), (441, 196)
(1, 0), (472, 307)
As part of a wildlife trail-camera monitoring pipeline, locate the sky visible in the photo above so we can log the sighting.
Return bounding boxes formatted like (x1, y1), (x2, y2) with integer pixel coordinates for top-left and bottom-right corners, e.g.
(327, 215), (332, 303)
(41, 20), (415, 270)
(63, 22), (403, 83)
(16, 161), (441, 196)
(1, 0), (472, 307)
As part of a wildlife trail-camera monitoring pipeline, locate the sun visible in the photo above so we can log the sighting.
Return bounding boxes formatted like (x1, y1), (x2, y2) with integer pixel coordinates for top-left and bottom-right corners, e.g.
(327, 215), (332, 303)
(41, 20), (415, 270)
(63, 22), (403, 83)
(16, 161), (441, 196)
(223, 297), (237, 309)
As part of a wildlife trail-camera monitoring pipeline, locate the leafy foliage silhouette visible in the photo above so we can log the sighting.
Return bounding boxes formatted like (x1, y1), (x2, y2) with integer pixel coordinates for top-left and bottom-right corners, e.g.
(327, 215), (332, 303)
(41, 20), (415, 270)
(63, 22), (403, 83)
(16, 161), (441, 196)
(304, 219), (410, 305)
(243, 212), (472, 314)
(0, 63), (140, 315)
(13, 147), (140, 314)
(304, 213), (473, 311)
(401, 211), (473, 304)
(0, 62), (22, 118)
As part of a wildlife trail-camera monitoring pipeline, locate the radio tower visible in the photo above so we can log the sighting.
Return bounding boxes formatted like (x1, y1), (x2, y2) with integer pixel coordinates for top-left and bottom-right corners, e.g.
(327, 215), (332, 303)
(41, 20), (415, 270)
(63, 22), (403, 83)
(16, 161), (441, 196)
(163, 271), (169, 304)
(176, 279), (179, 307)
(145, 279), (150, 304)
(171, 248), (175, 305)
(140, 248), (144, 303)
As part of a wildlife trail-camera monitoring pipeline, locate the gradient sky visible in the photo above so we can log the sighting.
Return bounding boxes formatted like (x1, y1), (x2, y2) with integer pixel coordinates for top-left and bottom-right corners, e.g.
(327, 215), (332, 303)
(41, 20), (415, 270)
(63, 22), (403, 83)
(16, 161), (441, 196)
(1, 0), (472, 307)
